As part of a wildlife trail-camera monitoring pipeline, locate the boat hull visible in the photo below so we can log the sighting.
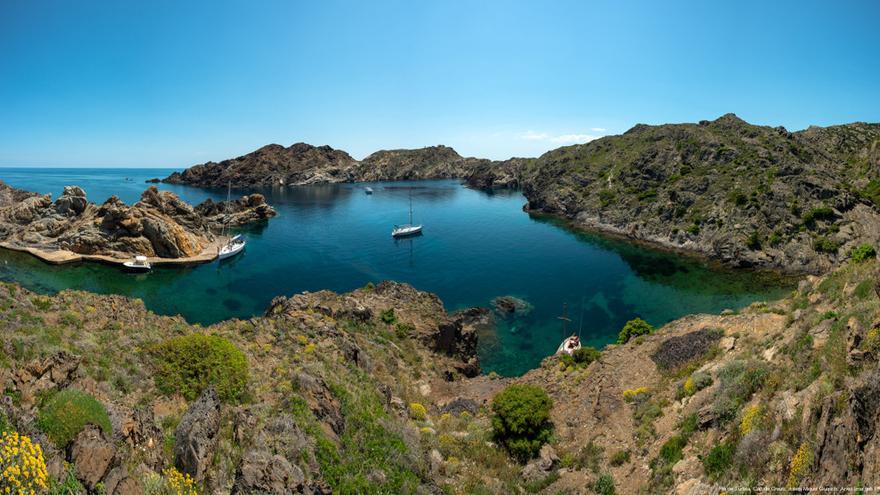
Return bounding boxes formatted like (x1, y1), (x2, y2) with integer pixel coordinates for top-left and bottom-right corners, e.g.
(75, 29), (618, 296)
(392, 225), (423, 237)
(218, 242), (245, 260)
(122, 262), (151, 273)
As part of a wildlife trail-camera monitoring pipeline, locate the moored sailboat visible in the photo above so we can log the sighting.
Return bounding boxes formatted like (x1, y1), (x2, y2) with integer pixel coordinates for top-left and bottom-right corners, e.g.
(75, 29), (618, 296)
(392, 193), (422, 237)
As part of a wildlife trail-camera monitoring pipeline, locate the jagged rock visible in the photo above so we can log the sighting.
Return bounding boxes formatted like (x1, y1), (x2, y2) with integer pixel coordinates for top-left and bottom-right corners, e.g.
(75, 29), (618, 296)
(490, 296), (533, 318)
(440, 397), (479, 416)
(119, 407), (163, 469)
(0, 182), (275, 259)
(294, 372), (344, 435)
(55, 186), (88, 215)
(232, 450), (305, 494)
(429, 449), (444, 476)
(70, 425), (116, 489)
(521, 445), (559, 482)
(13, 351), (81, 407)
(174, 387), (222, 482)
(652, 328), (723, 370)
(103, 466), (144, 495)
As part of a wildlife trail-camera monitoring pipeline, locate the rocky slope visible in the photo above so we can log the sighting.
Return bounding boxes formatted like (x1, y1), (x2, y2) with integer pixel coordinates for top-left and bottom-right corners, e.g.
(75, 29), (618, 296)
(0, 183), (276, 259)
(3, 257), (880, 494)
(517, 115), (880, 273)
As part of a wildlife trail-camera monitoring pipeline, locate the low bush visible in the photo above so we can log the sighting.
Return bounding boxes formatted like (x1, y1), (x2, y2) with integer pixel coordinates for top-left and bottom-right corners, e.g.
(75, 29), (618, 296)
(593, 473), (616, 495)
(380, 308), (397, 324)
(652, 328), (722, 370)
(703, 442), (735, 480)
(813, 236), (839, 254)
(491, 384), (554, 462)
(37, 389), (111, 447)
(609, 450), (630, 466)
(408, 402), (427, 421)
(678, 371), (713, 398)
(711, 360), (769, 423)
(150, 333), (249, 403)
(850, 244), (877, 262)
(617, 318), (654, 344)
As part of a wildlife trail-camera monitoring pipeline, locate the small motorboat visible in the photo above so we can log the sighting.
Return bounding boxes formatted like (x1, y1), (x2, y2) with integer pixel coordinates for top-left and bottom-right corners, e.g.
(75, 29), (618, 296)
(557, 335), (582, 355)
(218, 234), (246, 260)
(391, 193), (422, 237)
(365, 187), (374, 195)
(123, 255), (151, 273)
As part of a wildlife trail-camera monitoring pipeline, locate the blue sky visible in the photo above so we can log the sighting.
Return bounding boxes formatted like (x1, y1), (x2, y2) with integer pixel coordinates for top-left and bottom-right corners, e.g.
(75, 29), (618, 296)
(1, 0), (878, 167)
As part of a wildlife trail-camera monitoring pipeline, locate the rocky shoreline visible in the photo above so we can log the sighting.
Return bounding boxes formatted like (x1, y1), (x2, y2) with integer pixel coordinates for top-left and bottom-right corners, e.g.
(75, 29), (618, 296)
(0, 182), (276, 265)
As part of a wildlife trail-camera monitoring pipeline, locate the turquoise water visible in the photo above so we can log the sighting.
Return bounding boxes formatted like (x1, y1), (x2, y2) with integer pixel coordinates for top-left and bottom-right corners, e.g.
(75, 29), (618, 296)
(0, 168), (793, 375)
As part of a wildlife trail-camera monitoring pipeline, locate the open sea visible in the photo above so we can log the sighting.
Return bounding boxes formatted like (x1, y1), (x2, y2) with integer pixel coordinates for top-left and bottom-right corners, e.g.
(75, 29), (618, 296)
(0, 168), (793, 375)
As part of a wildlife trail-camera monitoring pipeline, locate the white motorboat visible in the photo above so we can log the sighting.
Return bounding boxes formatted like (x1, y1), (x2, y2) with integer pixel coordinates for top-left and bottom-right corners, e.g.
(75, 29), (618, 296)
(556, 335), (582, 355)
(218, 234), (246, 260)
(123, 255), (151, 273)
(392, 193), (422, 237)
(365, 187), (374, 195)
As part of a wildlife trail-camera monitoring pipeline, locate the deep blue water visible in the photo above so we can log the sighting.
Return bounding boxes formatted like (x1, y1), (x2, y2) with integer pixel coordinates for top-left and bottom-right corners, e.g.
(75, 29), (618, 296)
(0, 168), (793, 375)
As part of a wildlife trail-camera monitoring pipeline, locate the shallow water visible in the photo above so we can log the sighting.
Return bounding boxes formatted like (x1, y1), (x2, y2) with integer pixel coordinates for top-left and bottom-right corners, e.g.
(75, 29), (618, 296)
(0, 168), (793, 375)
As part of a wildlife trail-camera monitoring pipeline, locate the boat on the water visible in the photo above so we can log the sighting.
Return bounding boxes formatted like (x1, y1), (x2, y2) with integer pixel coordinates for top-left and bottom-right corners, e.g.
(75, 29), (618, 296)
(365, 187), (373, 195)
(218, 234), (245, 260)
(217, 182), (246, 260)
(556, 335), (582, 355)
(392, 193), (423, 237)
(123, 255), (151, 273)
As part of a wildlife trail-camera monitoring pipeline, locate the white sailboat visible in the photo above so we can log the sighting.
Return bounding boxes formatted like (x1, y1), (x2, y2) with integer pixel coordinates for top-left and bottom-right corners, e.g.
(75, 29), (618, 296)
(555, 303), (582, 355)
(392, 193), (422, 237)
(218, 183), (246, 260)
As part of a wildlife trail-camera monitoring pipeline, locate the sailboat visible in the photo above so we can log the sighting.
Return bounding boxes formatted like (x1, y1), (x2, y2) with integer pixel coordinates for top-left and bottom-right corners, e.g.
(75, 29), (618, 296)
(391, 193), (423, 237)
(556, 302), (582, 355)
(218, 183), (246, 260)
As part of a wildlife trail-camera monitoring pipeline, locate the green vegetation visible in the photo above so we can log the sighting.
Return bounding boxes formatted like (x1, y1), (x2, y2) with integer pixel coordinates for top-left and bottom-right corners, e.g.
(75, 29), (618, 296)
(609, 450), (630, 467)
(593, 473), (616, 495)
(711, 360), (769, 423)
(559, 346), (601, 369)
(380, 308), (397, 325)
(618, 318), (654, 344)
(491, 384), (554, 462)
(37, 389), (111, 447)
(802, 207), (835, 227)
(813, 236), (839, 254)
(850, 244), (877, 262)
(746, 231), (762, 250)
(150, 333), (249, 403)
(702, 442), (735, 480)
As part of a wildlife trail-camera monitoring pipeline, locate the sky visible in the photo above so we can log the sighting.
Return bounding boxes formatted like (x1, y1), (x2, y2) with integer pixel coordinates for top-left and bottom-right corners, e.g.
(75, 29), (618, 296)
(1, 0), (878, 167)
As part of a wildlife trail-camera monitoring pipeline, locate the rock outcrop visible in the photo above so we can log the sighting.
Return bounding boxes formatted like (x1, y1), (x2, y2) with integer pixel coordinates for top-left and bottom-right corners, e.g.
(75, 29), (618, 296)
(174, 387), (222, 482)
(0, 183), (276, 259)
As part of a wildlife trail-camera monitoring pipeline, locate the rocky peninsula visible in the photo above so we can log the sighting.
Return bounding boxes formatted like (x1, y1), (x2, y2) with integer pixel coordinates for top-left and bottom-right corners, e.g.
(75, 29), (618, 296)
(0, 182), (276, 265)
(163, 114), (880, 274)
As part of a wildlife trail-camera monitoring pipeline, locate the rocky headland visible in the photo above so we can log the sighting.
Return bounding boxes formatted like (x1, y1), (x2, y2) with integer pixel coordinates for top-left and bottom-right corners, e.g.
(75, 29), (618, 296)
(0, 182), (276, 263)
(162, 114), (880, 274)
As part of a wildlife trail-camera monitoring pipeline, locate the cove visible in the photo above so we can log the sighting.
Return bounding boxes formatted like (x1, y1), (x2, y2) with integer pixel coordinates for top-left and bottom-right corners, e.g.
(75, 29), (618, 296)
(0, 168), (794, 376)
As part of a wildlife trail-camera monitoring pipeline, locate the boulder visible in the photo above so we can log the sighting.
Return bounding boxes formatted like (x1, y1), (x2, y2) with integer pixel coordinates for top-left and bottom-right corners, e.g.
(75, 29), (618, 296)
(232, 450), (305, 494)
(440, 397), (479, 416)
(55, 186), (88, 215)
(521, 445), (559, 482)
(174, 387), (222, 482)
(70, 425), (116, 489)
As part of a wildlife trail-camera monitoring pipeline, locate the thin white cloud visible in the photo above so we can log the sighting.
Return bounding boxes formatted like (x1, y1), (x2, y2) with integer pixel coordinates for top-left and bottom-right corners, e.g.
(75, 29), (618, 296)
(590, 127), (606, 132)
(520, 130), (550, 141)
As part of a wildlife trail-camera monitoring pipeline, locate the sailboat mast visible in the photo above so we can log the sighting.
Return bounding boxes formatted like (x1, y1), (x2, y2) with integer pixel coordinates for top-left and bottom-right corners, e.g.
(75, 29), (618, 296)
(409, 193), (413, 225)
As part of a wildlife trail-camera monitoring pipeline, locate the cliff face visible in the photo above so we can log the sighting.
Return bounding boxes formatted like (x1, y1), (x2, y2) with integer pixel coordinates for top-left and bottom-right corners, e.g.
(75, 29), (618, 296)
(0, 183), (276, 259)
(519, 115), (880, 273)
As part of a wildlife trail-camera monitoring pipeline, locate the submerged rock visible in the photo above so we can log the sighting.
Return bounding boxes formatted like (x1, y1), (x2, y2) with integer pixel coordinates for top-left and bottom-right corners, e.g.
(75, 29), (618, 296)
(491, 296), (533, 318)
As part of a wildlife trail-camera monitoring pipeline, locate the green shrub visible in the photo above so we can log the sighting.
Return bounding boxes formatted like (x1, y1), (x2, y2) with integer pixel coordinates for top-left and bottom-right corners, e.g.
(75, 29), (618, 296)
(703, 442), (735, 479)
(380, 308), (397, 325)
(659, 435), (687, 465)
(746, 231), (762, 250)
(572, 346), (601, 365)
(802, 207), (835, 226)
(593, 473), (616, 495)
(813, 236), (839, 254)
(617, 318), (654, 344)
(491, 384), (554, 462)
(711, 360), (769, 423)
(850, 244), (877, 262)
(394, 322), (413, 339)
(598, 189), (615, 207)
(150, 333), (248, 403)
(609, 450), (630, 467)
(31, 296), (52, 311)
(37, 389), (111, 447)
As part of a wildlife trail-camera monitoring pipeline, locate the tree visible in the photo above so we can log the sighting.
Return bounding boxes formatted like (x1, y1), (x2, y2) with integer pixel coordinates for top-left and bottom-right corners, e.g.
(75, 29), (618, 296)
(617, 317), (654, 344)
(491, 384), (554, 462)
